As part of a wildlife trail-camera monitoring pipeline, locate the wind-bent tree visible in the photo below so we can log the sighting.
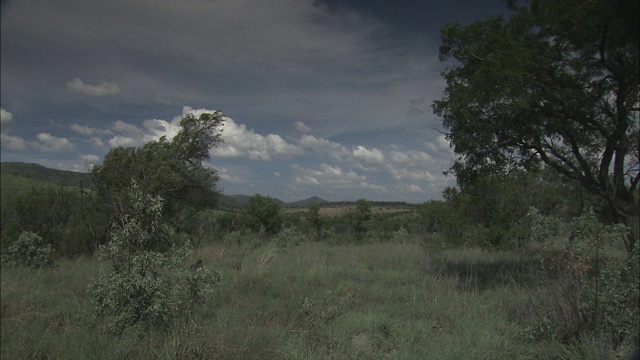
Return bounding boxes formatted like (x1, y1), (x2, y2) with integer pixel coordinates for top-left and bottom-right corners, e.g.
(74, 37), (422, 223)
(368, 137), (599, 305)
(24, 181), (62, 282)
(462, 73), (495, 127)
(92, 111), (224, 231)
(433, 0), (639, 250)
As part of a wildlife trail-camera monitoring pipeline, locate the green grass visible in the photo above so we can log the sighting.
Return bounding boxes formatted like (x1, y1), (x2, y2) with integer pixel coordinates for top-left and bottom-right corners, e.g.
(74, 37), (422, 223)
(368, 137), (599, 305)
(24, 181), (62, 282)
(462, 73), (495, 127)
(0, 173), (50, 211)
(1, 240), (636, 359)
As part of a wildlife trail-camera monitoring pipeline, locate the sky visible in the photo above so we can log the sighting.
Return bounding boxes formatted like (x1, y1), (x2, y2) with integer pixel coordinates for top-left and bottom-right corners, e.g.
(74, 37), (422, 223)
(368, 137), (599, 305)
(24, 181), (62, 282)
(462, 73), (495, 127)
(1, 0), (511, 203)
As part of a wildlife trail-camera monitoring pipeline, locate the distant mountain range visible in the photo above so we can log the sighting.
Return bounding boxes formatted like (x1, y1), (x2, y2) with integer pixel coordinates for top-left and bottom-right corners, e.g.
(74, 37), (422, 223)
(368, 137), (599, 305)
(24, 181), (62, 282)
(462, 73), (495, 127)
(287, 196), (329, 207)
(219, 194), (328, 208)
(0, 162), (329, 208)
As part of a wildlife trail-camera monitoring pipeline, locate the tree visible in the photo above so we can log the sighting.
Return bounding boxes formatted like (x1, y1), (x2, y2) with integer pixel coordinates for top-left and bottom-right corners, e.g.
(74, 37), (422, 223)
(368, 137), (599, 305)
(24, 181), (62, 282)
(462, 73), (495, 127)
(4, 185), (95, 257)
(244, 194), (283, 235)
(353, 199), (372, 237)
(433, 0), (639, 249)
(92, 111), (224, 231)
(306, 204), (322, 241)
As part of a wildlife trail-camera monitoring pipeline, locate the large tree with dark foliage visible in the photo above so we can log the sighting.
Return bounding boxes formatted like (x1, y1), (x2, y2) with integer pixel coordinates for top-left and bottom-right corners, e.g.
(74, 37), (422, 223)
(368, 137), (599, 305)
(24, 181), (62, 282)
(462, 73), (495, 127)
(92, 111), (224, 230)
(433, 0), (639, 250)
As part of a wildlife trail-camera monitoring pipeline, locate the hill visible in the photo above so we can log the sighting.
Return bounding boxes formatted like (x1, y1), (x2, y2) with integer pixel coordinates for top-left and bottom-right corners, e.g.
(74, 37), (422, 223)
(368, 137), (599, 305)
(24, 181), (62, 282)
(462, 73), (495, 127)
(286, 196), (329, 208)
(220, 195), (329, 208)
(0, 162), (94, 190)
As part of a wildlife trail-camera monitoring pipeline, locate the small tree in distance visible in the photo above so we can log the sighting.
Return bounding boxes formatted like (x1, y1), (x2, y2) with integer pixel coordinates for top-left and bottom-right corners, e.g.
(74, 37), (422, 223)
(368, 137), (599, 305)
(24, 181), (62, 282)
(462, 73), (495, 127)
(306, 204), (322, 241)
(244, 194), (283, 236)
(353, 199), (372, 239)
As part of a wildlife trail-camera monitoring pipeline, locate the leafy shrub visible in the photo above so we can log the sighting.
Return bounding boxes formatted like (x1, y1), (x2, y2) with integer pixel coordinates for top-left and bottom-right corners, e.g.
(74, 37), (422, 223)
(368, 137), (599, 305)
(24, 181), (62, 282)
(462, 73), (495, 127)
(524, 208), (639, 350)
(2, 186), (100, 258)
(244, 194), (283, 235)
(222, 231), (246, 245)
(352, 199), (372, 239)
(88, 183), (221, 333)
(391, 227), (410, 243)
(275, 227), (309, 248)
(1, 231), (54, 268)
(526, 207), (563, 244)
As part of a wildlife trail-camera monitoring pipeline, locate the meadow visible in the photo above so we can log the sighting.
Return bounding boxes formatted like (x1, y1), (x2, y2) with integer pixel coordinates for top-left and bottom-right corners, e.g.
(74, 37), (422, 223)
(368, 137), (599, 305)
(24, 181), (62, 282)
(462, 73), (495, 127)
(2, 235), (635, 360)
(1, 163), (637, 359)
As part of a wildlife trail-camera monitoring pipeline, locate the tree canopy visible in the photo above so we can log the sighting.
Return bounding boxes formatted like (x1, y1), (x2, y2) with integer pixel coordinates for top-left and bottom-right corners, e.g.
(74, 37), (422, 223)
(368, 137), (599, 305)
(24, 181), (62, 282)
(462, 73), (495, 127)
(433, 0), (639, 248)
(244, 194), (283, 235)
(92, 111), (224, 228)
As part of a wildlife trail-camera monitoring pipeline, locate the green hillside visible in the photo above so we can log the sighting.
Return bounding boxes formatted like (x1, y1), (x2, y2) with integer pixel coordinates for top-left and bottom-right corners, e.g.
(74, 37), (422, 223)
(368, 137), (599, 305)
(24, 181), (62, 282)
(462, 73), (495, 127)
(0, 172), (56, 212)
(0, 163), (95, 222)
(0, 162), (94, 190)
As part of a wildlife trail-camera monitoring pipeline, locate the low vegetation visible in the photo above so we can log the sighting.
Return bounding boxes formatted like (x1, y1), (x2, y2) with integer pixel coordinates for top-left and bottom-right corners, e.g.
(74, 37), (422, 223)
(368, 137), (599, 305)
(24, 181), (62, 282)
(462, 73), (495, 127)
(1, 164), (638, 358)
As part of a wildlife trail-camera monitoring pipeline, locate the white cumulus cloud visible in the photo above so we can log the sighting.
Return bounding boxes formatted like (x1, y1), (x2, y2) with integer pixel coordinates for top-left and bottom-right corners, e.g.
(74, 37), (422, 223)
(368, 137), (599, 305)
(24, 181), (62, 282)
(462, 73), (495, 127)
(406, 184), (424, 193)
(296, 175), (320, 185)
(1, 133), (27, 150)
(80, 154), (101, 163)
(70, 123), (113, 136)
(31, 133), (76, 152)
(426, 135), (454, 157)
(67, 78), (120, 96)
(294, 120), (312, 133)
(1, 108), (14, 125)
(216, 117), (303, 161)
(217, 167), (245, 184)
(298, 134), (349, 161)
(292, 163), (380, 191)
(107, 135), (139, 148)
(351, 145), (385, 164)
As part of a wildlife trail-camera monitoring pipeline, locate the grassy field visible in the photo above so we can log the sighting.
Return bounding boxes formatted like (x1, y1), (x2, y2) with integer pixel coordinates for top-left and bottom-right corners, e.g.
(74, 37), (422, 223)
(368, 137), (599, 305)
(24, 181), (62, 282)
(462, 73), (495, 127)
(3, 238), (634, 360)
(0, 173), (52, 212)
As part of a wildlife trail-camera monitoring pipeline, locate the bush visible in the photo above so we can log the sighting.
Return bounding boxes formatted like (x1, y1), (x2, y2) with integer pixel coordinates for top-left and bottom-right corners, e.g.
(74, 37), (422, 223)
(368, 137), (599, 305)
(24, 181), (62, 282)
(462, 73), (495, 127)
(2, 186), (100, 258)
(1, 231), (54, 268)
(526, 207), (563, 244)
(244, 194), (283, 235)
(524, 208), (639, 350)
(88, 183), (221, 333)
(275, 227), (306, 248)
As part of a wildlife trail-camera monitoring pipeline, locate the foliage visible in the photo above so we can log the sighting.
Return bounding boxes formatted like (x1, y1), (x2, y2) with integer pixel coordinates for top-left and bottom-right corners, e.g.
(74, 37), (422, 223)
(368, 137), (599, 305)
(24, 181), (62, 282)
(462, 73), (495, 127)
(89, 183), (221, 333)
(390, 227), (410, 243)
(352, 199), (372, 239)
(0, 172), (52, 229)
(306, 204), (322, 241)
(526, 207), (563, 244)
(2, 185), (97, 257)
(433, 0), (640, 248)
(243, 194), (283, 235)
(1, 231), (54, 268)
(420, 170), (570, 248)
(525, 208), (638, 349)
(91, 111), (224, 229)
(275, 227), (307, 248)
